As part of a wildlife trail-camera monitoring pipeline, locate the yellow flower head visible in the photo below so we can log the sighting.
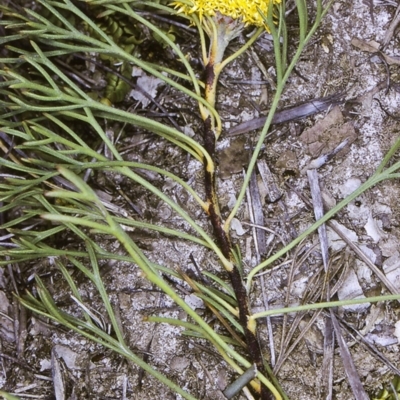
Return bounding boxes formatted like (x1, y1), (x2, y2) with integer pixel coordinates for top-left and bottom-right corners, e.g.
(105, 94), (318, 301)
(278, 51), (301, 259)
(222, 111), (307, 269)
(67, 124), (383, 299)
(171, 0), (281, 27)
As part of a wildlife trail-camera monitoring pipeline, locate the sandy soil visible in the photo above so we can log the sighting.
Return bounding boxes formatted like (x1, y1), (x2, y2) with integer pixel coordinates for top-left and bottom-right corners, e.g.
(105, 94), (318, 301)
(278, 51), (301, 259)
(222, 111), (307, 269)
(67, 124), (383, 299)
(1, 1), (400, 399)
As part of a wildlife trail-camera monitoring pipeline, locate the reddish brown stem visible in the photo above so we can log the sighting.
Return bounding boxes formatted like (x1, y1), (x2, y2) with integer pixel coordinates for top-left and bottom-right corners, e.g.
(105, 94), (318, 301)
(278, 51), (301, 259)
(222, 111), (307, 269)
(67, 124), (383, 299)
(202, 71), (273, 399)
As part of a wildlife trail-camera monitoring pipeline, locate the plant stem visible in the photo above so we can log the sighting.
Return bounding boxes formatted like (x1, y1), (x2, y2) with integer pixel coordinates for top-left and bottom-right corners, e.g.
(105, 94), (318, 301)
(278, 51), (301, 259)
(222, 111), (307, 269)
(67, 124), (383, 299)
(201, 26), (276, 400)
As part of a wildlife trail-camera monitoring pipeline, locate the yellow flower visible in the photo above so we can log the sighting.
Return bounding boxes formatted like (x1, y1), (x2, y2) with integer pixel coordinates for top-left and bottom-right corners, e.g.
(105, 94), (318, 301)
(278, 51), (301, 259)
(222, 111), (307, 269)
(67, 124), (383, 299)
(170, 0), (281, 27)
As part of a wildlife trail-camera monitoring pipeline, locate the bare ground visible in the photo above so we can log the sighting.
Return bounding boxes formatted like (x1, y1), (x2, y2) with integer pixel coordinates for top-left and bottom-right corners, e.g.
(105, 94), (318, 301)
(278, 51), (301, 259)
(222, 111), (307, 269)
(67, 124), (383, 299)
(1, 1), (400, 399)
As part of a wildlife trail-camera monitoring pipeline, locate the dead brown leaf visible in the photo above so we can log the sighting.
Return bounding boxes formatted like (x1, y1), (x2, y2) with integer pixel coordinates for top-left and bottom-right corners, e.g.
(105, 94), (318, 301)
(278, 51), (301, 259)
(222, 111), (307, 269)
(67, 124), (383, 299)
(299, 106), (356, 158)
(351, 37), (400, 65)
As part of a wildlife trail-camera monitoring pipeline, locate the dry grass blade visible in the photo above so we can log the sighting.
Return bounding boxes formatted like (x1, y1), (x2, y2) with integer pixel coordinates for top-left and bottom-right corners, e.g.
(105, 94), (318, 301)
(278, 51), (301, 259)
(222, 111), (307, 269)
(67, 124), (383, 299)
(327, 221), (400, 296)
(307, 169), (330, 271)
(2, 1), (400, 399)
(307, 168), (334, 399)
(246, 169), (276, 366)
(229, 93), (346, 135)
(274, 241), (320, 373)
(339, 318), (400, 376)
(321, 315), (334, 400)
(382, 4), (400, 48)
(331, 312), (370, 400)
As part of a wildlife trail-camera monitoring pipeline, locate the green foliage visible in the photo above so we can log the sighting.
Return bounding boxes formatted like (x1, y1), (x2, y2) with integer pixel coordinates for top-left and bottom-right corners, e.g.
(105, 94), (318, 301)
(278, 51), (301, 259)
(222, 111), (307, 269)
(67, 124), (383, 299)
(0, 391), (22, 400)
(374, 376), (400, 400)
(1, 1), (400, 399)
(83, 3), (144, 102)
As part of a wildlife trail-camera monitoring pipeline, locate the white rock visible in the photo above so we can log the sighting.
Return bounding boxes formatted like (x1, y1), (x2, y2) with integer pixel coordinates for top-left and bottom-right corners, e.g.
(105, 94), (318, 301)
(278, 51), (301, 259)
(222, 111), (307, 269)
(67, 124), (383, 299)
(339, 178), (362, 198)
(382, 251), (400, 291)
(337, 267), (369, 312)
(40, 359), (52, 371)
(227, 193), (237, 209)
(394, 321), (400, 343)
(184, 294), (205, 310)
(130, 73), (164, 107)
(327, 220), (358, 251)
(358, 244), (377, 265)
(231, 218), (247, 236)
(183, 126), (195, 137)
(346, 203), (370, 225)
(364, 215), (382, 243)
(365, 333), (397, 347)
(381, 236), (399, 257)
(52, 345), (79, 370)
(355, 259), (372, 284)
